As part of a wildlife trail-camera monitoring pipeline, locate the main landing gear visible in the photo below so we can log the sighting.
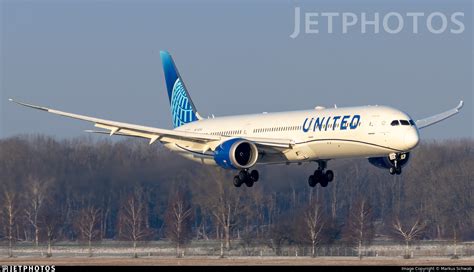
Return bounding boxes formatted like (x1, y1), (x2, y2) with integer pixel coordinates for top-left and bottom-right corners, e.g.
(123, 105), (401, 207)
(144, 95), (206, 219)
(389, 153), (404, 175)
(233, 169), (259, 187)
(308, 160), (334, 188)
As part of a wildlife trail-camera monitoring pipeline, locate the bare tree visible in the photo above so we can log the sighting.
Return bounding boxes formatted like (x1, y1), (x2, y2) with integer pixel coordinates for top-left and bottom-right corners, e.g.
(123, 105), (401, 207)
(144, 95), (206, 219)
(392, 217), (426, 258)
(119, 188), (150, 258)
(164, 188), (193, 257)
(193, 169), (243, 253)
(0, 135), (472, 256)
(452, 226), (459, 259)
(305, 201), (325, 257)
(24, 176), (50, 248)
(1, 191), (18, 257)
(75, 206), (101, 257)
(248, 187), (266, 239)
(343, 198), (375, 259)
(213, 200), (237, 254)
(40, 205), (63, 258)
(268, 212), (295, 256)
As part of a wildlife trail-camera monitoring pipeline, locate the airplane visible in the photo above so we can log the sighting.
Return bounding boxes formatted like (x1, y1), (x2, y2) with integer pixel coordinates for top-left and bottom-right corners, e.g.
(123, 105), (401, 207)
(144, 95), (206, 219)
(10, 51), (464, 188)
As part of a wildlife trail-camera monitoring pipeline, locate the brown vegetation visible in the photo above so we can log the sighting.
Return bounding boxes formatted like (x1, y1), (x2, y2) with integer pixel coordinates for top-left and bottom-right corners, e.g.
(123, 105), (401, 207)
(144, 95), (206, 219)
(0, 136), (472, 257)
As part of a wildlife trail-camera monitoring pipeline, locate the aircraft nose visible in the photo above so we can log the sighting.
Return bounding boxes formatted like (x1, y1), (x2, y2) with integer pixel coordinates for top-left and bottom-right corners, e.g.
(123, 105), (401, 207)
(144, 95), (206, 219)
(404, 130), (419, 150)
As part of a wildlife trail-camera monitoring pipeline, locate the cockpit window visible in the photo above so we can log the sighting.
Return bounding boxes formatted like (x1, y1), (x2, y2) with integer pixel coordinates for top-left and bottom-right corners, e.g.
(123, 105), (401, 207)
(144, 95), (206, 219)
(391, 120), (399, 126)
(400, 120), (410, 126)
(409, 120), (415, 126)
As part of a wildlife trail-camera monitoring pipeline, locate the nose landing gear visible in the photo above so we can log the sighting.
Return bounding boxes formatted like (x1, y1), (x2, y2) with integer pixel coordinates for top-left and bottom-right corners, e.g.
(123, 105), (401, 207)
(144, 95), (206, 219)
(389, 153), (405, 175)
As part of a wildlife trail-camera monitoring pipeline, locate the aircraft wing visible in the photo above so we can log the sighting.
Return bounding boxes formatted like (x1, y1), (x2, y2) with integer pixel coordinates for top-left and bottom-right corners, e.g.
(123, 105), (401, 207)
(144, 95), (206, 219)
(9, 99), (221, 145)
(415, 100), (463, 129)
(9, 99), (294, 151)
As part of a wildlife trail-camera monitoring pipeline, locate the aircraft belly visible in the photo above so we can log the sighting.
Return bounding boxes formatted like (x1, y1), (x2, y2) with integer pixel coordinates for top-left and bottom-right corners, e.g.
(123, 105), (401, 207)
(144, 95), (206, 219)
(164, 137), (394, 166)
(306, 139), (392, 159)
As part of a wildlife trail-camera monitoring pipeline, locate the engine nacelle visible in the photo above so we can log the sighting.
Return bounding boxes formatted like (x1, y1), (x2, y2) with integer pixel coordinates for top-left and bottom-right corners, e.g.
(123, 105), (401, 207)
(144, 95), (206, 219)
(368, 153), (410, 169)
(214, 138), (259, 169)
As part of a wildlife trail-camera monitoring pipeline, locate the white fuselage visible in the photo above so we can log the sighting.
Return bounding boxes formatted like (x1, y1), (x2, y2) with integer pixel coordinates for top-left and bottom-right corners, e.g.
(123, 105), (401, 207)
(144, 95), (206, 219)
(165, 105), (420, 166)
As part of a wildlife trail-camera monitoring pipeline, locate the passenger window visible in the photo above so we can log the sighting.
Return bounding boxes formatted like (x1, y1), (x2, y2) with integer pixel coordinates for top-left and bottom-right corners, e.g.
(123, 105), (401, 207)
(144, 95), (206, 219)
(400, 120), (410, 126)
(391, 120), (399, 126)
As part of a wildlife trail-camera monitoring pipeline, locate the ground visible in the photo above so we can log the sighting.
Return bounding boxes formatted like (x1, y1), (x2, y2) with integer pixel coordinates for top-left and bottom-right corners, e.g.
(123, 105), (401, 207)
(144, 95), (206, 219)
(0, 257), (473, 266)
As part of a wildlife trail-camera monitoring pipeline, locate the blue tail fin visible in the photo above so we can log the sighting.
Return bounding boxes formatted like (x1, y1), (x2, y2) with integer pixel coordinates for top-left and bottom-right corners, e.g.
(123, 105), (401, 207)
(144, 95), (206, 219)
(160, 51), (200, 128)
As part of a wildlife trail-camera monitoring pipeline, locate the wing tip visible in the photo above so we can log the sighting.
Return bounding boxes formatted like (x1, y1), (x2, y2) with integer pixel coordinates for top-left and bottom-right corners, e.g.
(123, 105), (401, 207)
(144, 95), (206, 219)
(457, 100), (464, 110)
(9, 99), (49, 111)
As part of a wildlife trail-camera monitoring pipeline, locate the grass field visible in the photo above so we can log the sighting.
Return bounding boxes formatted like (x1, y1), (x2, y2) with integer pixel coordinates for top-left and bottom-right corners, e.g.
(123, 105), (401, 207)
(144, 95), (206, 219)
(1, 256), (473, 266)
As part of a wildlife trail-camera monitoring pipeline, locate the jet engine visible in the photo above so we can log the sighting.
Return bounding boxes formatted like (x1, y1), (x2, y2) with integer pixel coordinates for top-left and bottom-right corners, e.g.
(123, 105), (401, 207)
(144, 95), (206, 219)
(214, 138), (259, 169)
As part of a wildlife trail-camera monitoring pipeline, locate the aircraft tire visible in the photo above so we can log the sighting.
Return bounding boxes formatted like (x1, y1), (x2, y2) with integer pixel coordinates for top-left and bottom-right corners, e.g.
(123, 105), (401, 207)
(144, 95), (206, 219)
(325, 170), (334, 182)
(245, 179), (254, 187)
(250, 170), (259, 182)
(233, 176), (243, 187)
(308, 175), (317, 187)
(320, 178), (329, 187)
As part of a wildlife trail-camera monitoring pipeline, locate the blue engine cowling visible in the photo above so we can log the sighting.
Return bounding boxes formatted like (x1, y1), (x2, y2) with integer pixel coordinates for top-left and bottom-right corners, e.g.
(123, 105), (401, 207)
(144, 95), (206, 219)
(368, 153), (410, 169)
(214, 138), (259, 169)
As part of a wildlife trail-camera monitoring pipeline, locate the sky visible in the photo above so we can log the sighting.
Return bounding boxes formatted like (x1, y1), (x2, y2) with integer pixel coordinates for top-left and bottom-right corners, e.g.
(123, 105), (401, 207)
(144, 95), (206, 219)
(1, 0), (472, 140)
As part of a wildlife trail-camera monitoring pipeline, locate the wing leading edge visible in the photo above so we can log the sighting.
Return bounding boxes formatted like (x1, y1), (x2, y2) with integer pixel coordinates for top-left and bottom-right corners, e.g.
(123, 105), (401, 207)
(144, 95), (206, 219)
(8, 99), (293, 152)
(415, 100), (464, 129)
(9, 99), (220, 145)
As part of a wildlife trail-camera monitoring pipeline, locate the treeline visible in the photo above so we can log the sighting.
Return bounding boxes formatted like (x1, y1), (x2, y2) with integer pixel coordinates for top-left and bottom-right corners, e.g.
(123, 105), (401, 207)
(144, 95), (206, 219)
(0, 135), (472, 257)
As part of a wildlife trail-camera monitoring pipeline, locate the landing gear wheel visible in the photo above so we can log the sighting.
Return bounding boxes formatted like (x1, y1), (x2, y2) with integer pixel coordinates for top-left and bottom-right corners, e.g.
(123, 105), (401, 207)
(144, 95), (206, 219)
(233, 176), (243, 187)
(325, 170), (334, 182)
(250, 170), (259, 182)
(239, 170), (248, 181)
(395, 167), (402, 175)
(314, 170), (323, 180)
(308, 175), (317, 187)
(245, 179), (254, 187)
(389, 167), (396, 175)
(308, 161), (334, 188)
(235, 169), (259, 187)
(320, 178), (329, 187)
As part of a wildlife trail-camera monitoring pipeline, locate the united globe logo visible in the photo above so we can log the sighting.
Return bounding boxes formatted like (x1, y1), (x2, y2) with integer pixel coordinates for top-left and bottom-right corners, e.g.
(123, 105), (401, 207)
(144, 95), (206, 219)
(170, 78), (197, 127)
